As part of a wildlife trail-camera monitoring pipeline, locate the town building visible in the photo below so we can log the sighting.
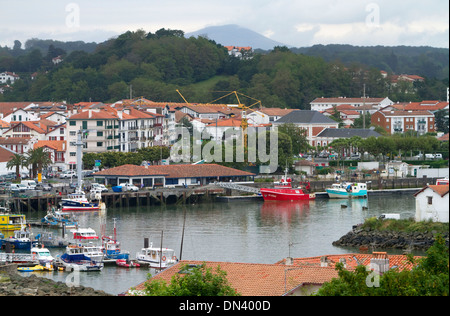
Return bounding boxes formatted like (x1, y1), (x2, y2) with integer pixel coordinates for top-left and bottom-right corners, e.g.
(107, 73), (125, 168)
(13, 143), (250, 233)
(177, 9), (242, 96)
(0, 72), (20, 84)
(93, 163), (256, 188)
(371, 109), (435, 135)
(414, 185), (449, 223)
(272, 110), (339, 147)
(224, 46), (253, 59)
(314, 128), (381, 149)
(310, 97), (393, 112)
(33, 140), (67, 172)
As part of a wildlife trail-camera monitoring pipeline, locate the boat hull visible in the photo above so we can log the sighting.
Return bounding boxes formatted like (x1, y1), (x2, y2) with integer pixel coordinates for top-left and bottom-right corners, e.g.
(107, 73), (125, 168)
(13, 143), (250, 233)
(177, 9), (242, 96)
(61, 200), (99, 212)
(260, 188), (315, 201)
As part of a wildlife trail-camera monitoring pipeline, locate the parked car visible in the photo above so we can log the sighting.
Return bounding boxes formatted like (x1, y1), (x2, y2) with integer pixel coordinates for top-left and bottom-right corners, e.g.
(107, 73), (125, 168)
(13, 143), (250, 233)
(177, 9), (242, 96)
(119, 183), (139, 192)
(35, 183), (52, 191)
(59, 170), (77, 179)
(21, 180), (37, 190)
(91, 183), (108, 193)
(8, 183), (28, 193)
(435, 153), (443, 159)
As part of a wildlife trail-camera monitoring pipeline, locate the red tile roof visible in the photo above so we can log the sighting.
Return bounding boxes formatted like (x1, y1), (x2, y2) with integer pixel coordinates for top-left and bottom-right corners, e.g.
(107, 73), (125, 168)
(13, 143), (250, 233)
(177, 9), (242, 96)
(414, 185), (449, 197)
(94, 164), (255, 179)
(129, 260), (339, 296)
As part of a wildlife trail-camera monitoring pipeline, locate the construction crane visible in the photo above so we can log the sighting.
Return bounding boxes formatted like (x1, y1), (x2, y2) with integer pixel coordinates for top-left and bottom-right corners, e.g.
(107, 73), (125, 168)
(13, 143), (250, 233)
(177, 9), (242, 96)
(176, 89), (263, 147)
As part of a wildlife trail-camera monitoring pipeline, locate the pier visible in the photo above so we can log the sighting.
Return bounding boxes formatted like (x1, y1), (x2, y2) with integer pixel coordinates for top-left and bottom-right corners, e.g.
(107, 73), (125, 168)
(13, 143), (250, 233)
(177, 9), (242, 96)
(3, 186), (226, 213)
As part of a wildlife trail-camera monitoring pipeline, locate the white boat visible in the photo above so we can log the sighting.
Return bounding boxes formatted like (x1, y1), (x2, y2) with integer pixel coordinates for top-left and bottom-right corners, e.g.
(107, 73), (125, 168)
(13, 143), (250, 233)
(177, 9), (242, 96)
(71, 227), (99, 241)
(136, 242), (178, 269)
(31, 245), (55, 265)
(65, 243), (104, 263)
(326, 182), (368, 199)
(58, 243), (104, 272)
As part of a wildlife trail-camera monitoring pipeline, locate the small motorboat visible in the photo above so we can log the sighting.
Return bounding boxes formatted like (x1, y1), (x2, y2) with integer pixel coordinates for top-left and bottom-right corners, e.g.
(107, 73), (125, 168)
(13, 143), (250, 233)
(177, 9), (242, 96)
(116, 259), (140, 268)
(326, 182), (368, 199)
(17, 265), (45, 272)
(136, 242), (178, 269)
(41, 207), (78, 228)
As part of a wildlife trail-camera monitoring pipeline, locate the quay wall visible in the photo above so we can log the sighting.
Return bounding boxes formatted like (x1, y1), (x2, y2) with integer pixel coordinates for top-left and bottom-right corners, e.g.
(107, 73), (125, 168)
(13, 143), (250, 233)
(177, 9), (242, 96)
(2, 177), (440, 212)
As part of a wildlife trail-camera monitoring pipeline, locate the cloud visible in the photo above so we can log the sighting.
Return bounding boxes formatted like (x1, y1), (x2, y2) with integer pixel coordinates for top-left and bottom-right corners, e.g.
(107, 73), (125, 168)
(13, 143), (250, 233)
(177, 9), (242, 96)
(0, 0), (448, 48)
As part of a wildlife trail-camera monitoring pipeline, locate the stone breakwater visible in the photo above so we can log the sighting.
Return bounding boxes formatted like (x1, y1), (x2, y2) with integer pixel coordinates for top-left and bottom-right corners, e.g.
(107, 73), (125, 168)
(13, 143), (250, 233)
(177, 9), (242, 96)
(332, 226), (449, 251)
(0, 266), (112, 296)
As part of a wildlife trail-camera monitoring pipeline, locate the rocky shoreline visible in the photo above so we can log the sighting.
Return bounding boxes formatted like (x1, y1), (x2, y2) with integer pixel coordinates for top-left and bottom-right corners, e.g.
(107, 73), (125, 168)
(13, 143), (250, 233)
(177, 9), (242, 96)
(333, 225), (449, 251)
(0, 265), (112, 296)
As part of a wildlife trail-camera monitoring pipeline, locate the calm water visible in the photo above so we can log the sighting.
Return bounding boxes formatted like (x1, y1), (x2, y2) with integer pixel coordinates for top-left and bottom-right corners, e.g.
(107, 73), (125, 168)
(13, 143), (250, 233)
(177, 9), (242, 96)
(18, 195), (417, 295)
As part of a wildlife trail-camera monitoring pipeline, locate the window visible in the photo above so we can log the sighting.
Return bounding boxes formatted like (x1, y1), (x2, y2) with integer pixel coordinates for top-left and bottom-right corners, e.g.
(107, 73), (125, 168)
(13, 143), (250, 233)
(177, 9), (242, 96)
(82, 121), (88, 129)
(70, 121), (76, 126)
(97, 142), (103, 147)
(427, 196), (433, 205)
(97, 121), (103, 126)
(70, 152), (76, 157)
(97, 131), (103, 137)
(70, 131), (76, 136)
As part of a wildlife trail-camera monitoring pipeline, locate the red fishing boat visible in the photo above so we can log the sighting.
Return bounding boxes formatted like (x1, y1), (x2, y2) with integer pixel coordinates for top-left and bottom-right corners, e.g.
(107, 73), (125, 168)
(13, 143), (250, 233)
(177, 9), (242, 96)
(260, 176), (315, 201)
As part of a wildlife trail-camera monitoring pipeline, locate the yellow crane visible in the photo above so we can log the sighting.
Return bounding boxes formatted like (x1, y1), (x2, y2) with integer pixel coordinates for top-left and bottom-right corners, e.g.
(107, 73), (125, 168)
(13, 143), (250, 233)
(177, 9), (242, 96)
(176, 89), (263, 146)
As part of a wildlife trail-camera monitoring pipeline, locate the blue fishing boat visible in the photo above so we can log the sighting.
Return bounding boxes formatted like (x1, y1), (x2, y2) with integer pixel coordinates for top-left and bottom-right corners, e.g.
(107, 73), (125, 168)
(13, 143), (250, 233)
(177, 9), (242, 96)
(41, 207), (78, 228)
(101, 219), (129, 261)
(0, 229), (38, 250)
(58, 244), (103, 272)
(326, 182), (368, 199)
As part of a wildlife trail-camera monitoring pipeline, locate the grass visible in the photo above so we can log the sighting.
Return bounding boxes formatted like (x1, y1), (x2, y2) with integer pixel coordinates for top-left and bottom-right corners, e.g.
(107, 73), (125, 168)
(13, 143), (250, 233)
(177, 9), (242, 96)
(362, 217), (449, 234)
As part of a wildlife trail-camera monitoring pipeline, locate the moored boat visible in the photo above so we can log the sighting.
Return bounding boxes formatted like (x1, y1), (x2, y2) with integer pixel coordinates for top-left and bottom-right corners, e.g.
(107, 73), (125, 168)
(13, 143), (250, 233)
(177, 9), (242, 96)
(0, 208), (27, 231)
(101, 219), (130, 262)
(136, 242), (178, 269)
(0, 229), (38, 250)
(116, 259), (140, 268)
(61, 191), (100, 212)
(260, 171), (315, 202)
(326, 182), (368, 199)
(41, 207), (78, 228)
(71, 227), (99, 241)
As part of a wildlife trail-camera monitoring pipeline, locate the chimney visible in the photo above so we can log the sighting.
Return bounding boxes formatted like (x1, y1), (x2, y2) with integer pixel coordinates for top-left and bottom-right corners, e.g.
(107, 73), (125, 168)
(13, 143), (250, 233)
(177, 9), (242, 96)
(320, 256), (328, 267)
(285, 257), (293, 265)
(339, 258), (347, 269)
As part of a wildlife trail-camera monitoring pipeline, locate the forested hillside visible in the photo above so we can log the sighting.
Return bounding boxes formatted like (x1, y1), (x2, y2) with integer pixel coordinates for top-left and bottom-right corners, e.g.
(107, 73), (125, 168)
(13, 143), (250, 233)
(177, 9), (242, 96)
(0, 29), (448, 108)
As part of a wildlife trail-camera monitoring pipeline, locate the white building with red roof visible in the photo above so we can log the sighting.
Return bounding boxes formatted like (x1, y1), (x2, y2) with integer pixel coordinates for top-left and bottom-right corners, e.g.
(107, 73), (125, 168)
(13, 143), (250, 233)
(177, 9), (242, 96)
(414, 185), (449, 223)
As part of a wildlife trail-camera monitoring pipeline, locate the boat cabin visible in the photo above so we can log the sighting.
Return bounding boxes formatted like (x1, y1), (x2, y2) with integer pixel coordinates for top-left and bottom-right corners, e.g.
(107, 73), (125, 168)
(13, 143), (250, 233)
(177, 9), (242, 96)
(0, 212), (26, 231)
(72, 228), (99, 240)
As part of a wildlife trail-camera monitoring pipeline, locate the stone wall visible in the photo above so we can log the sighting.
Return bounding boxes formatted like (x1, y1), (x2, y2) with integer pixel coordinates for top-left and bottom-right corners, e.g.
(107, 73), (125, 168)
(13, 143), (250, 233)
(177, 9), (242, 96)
(332, 226), (449, 251)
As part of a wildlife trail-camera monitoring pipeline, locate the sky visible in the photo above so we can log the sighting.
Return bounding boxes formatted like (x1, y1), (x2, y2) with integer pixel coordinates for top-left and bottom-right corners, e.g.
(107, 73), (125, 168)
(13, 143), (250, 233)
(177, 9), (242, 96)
(1, 0), (448, 48)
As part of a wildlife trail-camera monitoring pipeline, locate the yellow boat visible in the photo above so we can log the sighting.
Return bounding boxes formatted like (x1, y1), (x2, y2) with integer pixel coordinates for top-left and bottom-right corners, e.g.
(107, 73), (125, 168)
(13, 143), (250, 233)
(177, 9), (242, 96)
(17, 265), (45, 272)
(0, 209), (27, 231)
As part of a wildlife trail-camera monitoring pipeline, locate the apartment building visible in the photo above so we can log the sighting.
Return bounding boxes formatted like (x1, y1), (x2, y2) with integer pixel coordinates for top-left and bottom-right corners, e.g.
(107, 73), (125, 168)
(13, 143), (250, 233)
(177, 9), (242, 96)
(371, 109), (435, 135)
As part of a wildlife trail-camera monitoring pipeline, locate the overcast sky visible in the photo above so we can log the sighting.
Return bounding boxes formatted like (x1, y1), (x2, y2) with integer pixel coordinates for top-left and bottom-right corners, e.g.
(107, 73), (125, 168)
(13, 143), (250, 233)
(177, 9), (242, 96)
(1, 0), (448, 48)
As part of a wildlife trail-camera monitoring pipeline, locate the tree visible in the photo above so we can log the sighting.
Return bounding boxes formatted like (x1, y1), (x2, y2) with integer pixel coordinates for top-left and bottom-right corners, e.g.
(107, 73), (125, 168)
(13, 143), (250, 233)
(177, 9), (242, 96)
(277, 123), (310, 155)
(25, 147), (52, 178)
(139, 263), (240, 296)
(6, 153), (27, 179)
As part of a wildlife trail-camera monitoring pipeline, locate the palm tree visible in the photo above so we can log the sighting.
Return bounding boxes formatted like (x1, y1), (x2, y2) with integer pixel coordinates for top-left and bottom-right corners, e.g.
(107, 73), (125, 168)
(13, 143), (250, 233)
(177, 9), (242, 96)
(6, 153), (27, 180)
(25, 147), (53, 178)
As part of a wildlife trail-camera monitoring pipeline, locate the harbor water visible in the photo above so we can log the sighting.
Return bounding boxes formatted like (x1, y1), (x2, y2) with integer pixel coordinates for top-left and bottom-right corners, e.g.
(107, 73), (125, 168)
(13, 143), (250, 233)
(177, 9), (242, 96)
(14, 194), (418, 295)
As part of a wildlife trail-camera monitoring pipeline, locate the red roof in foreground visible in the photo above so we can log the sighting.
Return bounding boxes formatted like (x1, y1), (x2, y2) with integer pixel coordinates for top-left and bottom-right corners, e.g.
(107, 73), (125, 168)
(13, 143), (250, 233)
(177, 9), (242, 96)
(128, 252), (421, 296)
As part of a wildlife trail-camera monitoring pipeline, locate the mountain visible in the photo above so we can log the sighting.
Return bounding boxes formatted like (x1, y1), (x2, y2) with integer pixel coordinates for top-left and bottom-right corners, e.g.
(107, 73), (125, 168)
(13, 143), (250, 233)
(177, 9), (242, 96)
(186, 24), (287, 50)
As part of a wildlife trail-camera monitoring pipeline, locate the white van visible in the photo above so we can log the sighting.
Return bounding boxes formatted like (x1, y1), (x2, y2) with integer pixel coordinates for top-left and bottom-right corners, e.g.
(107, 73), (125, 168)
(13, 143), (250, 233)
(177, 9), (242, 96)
(21, 180), (37, 190)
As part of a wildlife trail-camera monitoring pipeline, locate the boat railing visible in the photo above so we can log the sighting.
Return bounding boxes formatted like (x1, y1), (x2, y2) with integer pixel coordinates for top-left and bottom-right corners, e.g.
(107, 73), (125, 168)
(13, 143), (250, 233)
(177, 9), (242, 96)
(0, 252), (36, 263)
